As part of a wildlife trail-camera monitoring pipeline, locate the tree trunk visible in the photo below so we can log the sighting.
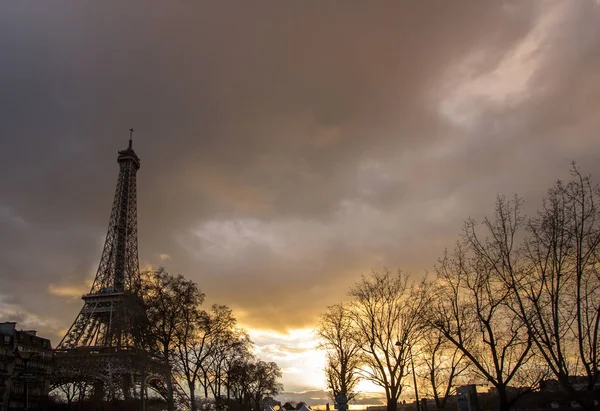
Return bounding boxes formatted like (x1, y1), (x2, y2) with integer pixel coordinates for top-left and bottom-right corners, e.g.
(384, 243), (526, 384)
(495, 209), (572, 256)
(387, 397), (398, 411)
(497, 385), (509, 411)
(254, 393), (261, 411)
(434, 394), (448, 410)
(189, 383), (197, 411)
(226, 375), (230, 401)
(166, 374), (175, 411)
(163, 346), (175, 411)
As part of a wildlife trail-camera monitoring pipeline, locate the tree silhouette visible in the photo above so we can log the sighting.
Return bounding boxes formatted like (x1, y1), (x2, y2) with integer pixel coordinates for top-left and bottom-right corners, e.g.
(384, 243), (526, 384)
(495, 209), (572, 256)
(501, 166), (600, 409)
(140, 268), (206, 411)
(348, 269), (425, 411)
(317, 303), (362, 402)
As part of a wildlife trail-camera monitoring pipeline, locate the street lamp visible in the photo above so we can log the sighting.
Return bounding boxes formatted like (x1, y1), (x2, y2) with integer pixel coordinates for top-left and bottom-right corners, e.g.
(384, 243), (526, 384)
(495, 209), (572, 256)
(14, 348), (37, 411)
(395, 341), (420, 411)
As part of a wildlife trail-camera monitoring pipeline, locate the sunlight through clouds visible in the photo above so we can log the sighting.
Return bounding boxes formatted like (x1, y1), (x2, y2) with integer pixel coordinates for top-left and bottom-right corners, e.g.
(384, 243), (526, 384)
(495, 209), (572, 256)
(247, 328), (326, 392)
(1, 1), (599, 404)
(47, 265), (97, 299)
(47, 283), (90, 299)
(439, 1), (571, 129)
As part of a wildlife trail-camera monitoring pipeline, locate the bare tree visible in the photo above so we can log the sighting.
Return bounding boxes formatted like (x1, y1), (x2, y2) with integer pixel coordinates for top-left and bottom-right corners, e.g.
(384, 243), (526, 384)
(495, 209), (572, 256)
(416, 323), (469, 410)
(426, 199), (541, 411)
(317, 303), (363, 402)
(175, 304), (241, 411)
(348, 269), (425, 411)
(173, 302), (204, 411)
(503, 166), (600, 408)
(50, 380), (92, 409)
(217, 330), (253, 406)
(227, 357), (283, 410)
(247, 360), (284, 410)
(140, 267), (206, 411)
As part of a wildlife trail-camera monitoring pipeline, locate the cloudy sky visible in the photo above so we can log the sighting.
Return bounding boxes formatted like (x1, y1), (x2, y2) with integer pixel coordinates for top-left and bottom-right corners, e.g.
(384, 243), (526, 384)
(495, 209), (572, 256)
(1, 0), (600, 405)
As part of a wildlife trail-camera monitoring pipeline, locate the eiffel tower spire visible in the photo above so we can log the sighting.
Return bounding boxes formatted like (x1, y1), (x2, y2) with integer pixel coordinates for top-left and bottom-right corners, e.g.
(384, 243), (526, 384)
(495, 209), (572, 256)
(53, 134), (167, 403)
(90, 131), (140, 294)
(57, 134), (141, 349)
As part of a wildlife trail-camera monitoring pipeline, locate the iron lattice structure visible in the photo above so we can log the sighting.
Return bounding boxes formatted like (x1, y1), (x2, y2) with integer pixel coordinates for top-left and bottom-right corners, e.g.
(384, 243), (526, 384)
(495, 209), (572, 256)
(53, 136), (165, 400)
(57, 139), (140, 350)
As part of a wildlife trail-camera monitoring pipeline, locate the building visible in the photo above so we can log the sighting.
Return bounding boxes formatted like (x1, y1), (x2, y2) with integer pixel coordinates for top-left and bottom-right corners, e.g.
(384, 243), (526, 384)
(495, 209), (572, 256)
(0, 322), (53, 411)
(540, 376), (600, 393)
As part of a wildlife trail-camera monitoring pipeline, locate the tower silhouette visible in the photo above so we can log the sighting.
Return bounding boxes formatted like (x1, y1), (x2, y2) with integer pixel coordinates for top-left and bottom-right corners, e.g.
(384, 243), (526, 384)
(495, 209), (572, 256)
(57, 132), (140, 350)
(53, 133), (164, 401)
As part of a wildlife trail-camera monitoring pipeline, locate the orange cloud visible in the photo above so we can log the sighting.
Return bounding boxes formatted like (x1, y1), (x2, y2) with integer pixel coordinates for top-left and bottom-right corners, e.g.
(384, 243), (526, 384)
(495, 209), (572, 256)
(48, 282), (91, 299)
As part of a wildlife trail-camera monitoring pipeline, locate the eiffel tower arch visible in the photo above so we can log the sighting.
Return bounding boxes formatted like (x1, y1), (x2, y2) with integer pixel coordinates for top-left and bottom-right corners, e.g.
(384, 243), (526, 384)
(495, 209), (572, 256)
(53, 133), (165, 402)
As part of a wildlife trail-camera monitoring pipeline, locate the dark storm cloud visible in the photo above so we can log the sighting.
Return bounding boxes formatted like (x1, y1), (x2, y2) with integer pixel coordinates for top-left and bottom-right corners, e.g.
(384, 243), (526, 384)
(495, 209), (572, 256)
(1, 0), (599, 352)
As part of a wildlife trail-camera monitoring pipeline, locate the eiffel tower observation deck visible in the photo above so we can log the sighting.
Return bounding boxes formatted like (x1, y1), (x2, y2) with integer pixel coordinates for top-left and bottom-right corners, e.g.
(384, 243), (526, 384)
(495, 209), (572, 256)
(53, 132), (165, 402)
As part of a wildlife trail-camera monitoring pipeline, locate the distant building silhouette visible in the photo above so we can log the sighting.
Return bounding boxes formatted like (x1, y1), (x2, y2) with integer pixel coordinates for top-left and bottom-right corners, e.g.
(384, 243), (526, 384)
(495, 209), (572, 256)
(0, 322), (53, 411)
(540, 377), (600, 393)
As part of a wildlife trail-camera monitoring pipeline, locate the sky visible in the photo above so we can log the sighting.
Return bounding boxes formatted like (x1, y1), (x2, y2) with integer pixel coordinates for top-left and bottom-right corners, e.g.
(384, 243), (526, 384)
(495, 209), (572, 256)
(1, 0), (600, 406)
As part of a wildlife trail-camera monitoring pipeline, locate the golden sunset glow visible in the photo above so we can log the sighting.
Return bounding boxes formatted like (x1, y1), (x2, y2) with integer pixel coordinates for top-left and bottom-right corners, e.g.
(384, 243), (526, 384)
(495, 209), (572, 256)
(1, 1), (599, 406)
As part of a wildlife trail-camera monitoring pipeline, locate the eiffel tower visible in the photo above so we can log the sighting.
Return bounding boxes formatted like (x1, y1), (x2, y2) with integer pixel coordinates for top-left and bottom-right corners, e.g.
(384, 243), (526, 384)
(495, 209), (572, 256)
(53, 132), (164, 401)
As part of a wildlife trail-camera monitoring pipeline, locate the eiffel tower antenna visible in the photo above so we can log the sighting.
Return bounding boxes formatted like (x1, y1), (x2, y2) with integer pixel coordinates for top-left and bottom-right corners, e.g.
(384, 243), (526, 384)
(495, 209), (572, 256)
(53, 137), (165, 401)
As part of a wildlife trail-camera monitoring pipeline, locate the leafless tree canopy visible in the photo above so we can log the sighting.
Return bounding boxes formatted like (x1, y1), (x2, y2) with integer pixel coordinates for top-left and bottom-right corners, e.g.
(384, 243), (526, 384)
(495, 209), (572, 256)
(348, 269), (426, 411)
(128, 268), (284, 411)
(319, 166), (599, 411)
(424, 237), (538, 411)
(504, 166), (600, 409)
(228, 359), (283, 411)
(140, 268), (206, 411)
(317, 303), (363, 401)
(416, 319), (469, 410)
